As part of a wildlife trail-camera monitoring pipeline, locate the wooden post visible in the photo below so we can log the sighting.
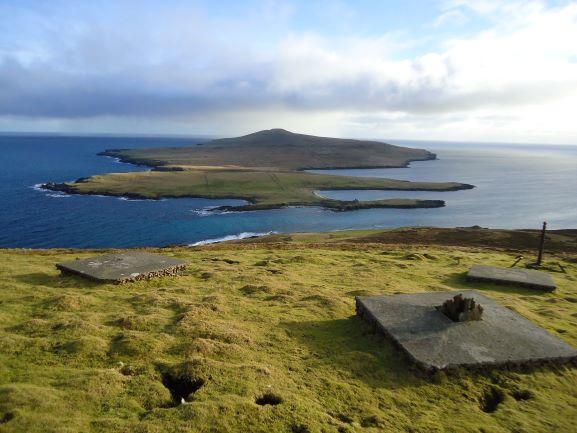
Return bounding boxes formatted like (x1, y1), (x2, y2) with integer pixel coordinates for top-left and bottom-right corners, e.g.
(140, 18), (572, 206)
(511, 255), (524, 268)
(536, 221), (547, 266)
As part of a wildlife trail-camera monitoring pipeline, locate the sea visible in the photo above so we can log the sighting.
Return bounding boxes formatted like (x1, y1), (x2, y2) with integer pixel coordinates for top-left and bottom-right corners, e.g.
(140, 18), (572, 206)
(1, 134), (576, 248)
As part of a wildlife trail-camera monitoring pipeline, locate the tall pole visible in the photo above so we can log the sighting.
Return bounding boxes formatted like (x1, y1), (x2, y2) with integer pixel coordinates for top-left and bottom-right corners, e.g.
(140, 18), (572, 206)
(536, 221), (547, 266)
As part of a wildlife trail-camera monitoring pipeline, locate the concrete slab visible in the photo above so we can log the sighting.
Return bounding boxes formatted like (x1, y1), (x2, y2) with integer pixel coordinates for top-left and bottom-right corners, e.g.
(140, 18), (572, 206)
(467, 264), (556, 291)
(56, 252), (186, 283)
(356, 290), (577, 371)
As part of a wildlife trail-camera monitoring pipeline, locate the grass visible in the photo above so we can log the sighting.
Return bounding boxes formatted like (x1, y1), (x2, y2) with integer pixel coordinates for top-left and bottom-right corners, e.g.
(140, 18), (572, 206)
(49, 168), (470, 211)
(1, 231), (577, 432)
(245, 227), (577, 253)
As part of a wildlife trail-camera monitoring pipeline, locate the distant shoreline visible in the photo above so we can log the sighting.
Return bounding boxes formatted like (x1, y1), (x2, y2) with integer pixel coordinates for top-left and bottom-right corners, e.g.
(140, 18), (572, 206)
(42, 129), (474, 212)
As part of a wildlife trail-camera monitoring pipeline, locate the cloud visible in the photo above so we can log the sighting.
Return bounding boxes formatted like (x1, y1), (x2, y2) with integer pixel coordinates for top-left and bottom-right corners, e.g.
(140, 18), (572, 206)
(433, 9), (470, 27)
(1, 0), (577, 142)
(265, 2), (577, 116)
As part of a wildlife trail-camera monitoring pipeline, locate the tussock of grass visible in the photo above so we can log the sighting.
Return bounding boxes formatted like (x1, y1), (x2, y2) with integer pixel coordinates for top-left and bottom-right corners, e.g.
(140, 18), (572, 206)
(0, 237), (576, 432)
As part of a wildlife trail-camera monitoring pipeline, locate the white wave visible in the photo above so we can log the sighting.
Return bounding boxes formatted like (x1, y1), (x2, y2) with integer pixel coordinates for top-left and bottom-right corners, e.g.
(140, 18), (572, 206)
(102, 155), (125, 164)
(218, 208), (262, 215)
(31, 183), (46, 192)
(218, 210), (243, 215)
(189, 231), (275, 246)
(117, 196), (166, 202)
(190, 206), (220, 217)
(190, 205), (258, 216)
(31, 183), (73, 198)
(118, 197), (145, 201)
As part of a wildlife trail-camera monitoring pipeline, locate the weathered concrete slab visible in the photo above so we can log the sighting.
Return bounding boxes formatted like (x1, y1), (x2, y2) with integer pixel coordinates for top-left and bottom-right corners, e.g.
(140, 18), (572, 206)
(56, 252), (186, 283)
(467, 264), (556, 291)
(356, 290), (577, 371)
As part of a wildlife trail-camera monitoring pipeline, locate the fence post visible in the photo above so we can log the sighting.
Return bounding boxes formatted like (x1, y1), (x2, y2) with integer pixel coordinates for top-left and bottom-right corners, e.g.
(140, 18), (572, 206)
(536, 221), (547, 266)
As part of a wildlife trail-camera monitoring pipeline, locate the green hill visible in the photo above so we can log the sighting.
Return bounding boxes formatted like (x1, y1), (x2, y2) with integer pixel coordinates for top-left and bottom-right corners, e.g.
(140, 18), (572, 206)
(100, 128), (436, 170)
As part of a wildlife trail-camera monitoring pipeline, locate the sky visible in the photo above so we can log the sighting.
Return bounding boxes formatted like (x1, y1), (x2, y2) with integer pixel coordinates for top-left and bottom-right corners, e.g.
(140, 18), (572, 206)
(1, 0), (577, 143)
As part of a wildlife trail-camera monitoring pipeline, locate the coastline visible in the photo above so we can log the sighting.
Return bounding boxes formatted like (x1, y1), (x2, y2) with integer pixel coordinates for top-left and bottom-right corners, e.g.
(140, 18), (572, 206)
(4, 226), (577, 251)
(40, 130), (474, 213)
(41, 180), (451, 211)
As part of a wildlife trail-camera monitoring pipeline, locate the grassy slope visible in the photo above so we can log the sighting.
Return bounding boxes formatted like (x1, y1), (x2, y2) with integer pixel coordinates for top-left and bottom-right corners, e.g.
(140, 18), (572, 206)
(1, 233), (577, 432)
(55, 169), (467, 210)
(242, 227), (577, 253)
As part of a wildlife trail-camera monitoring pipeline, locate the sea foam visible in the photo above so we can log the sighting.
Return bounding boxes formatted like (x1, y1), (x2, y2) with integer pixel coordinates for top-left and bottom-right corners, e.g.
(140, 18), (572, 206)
(189, 231), (275, 246)
(190, 206), (221, 217)
(46, 193), (71, 198)
(31, 183), (71, 198)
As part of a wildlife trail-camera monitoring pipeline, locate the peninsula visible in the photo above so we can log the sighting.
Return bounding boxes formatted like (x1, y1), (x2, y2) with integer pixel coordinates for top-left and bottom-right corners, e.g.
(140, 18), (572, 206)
(43, 129), (474, 211)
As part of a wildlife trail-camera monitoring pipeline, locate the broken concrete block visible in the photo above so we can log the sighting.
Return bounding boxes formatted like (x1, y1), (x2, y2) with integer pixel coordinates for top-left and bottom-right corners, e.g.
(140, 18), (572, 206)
(356, 290), (576, 371)
(467, 264), (556, 291)
(56, 252), (186, 283)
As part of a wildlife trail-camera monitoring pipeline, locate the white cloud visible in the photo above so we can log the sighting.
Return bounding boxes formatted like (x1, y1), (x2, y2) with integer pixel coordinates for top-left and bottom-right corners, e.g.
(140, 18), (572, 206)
(1, 0), (577, 143)
(442, 0), (513, 16)
(433, 9), (470, 27)
(267, 2), (577, 113)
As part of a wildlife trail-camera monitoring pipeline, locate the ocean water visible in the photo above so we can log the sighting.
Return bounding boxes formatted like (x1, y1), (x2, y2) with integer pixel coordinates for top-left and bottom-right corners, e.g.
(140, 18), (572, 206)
(0, 135), (576, 248)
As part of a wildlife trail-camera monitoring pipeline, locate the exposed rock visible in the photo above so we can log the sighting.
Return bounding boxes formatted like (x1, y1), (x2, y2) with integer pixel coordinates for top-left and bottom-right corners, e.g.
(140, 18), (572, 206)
(438, 294), (483, 322)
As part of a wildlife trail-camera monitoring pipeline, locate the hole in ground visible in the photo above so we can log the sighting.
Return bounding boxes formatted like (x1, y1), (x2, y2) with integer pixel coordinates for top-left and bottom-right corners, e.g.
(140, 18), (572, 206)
(291, 424), (311, 433)
(255, 391), (283, 406)
(511, 389), (534, 401)
(161, 372), (205, 404)
(480, 387), (505, 413)
(0, 412), (14, 424)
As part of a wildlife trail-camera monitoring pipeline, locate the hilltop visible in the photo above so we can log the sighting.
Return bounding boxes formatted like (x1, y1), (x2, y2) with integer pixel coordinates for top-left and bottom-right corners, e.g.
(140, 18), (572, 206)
(0, 227), (576, 432)
(43, 130), (472, 211)
(99, 128), (436, 170)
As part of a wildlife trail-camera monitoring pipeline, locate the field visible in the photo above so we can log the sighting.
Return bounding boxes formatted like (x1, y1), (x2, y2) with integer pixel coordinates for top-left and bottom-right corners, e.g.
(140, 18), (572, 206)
(42, 129), (473, 211)
(1, 228), (576, 432)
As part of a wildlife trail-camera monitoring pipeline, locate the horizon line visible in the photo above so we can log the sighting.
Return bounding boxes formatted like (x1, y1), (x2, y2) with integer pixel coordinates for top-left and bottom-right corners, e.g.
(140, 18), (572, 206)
(0, 130), (576, 147)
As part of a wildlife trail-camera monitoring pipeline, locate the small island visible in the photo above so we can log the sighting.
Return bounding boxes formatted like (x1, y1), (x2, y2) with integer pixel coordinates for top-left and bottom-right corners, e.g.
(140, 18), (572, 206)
(43, 129), (474, 211)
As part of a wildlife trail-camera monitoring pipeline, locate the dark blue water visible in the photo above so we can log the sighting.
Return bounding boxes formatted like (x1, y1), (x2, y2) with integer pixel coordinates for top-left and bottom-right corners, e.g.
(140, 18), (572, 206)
(1, 135), (576, 248)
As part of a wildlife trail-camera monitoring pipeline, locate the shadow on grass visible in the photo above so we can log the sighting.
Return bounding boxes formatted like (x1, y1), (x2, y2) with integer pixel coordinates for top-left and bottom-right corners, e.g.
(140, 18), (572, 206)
(15, 272), (100, 288)
(443, 272), (546, 297)
(283, 317), (425, 390)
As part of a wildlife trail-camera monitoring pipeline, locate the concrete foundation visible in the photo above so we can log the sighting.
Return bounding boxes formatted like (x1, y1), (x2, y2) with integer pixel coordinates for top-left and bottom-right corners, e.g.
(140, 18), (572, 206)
(356, 290), (576, 371)
(467, 264), (556, 291)
(56, 252), (186, 283)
